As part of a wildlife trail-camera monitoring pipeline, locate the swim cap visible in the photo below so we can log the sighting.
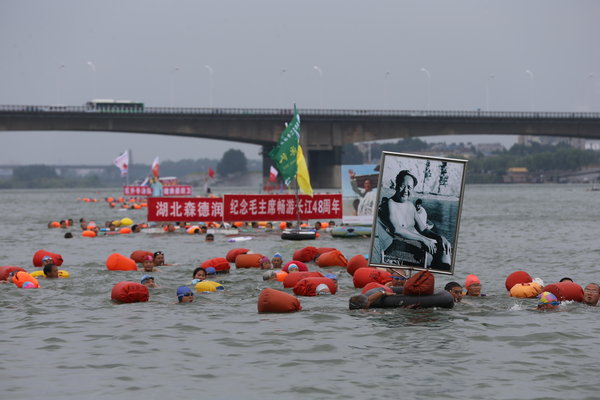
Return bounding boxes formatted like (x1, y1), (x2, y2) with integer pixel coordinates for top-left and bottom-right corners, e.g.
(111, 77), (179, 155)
(205, 267), (216, 275)
(143, 255), (153, 262)
(349, 294), (368, 309)
(42, 256), (53, 262)
(465, 274), (481, 290)
(288, 263), (299, 272)
(538, 291), (560, 306)
(324, 273), (337, 281)
(272, 253), (283, 259)
(316, 283), (331, 295)
(141, 275), (154, 284)
(259, 257), (270, 264)
(177, 286), (194, 302)
(22, 281), (35, 289)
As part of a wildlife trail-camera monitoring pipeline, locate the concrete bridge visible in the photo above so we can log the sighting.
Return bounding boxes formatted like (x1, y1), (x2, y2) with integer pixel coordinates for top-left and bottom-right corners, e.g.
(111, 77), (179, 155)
(2, 105), (600, 187)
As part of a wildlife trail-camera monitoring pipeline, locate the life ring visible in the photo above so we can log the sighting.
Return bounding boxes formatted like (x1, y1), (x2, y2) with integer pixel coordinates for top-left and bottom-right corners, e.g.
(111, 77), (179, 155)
(352, 267), (392, 288)
(282, 260), (308, 273)
(292, 277), (337, 296)
(281, 228), (316, 240)
(346, 254), (368, 276)
(377, 290), (454, 309)
(30, 270), (70, 278)
(200, 257), (231, 273)
(509, 282), (543, 298)
(226, 248), (250, 263)
(106, 253), (137, 271)
(195, 280), (224, 293)
(283, 271), (324, 288)
(315, 250), (348, 268)
(331, 226), (372, 238)
(130, 250), (153, 263)
(111, 281), (149, 303)
(542, 282), (584, 302)
(0, 266), (26, 281)
(235, 253), (264, 269)
(257, 288), (302, 313)
(292, 246), (319, 262)
(33, 250), (64, 267)
(505, 270), (533, 291)
(12, 271), (40, 288)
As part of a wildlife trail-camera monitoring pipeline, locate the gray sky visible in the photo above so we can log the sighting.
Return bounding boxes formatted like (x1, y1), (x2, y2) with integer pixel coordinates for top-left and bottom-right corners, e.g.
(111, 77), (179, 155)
(1, 0), (599, 165)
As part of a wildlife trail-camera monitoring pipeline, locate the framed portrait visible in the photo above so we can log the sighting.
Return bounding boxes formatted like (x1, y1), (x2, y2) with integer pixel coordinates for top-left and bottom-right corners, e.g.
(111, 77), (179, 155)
(340, 164), (379, 225)
(368, 152), (468, 275)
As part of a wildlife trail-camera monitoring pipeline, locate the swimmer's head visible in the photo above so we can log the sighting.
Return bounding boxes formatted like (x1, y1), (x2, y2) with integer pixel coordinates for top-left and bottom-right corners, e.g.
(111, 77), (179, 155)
(177, 286), (194, 303)
(141, 274), (154, 284)
(324, 273), (338, 282)
(287, 263), (299, 272)
(349, 294), (368, 310)
(537, 291), (560, 309)
(205, 267), (216, 276)
(316, 283), (331, 295)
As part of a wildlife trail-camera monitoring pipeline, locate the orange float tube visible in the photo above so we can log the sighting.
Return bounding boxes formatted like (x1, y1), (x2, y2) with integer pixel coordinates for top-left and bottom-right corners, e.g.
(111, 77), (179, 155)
(235, 253), (265, 268)
(106, 253), (137, 271)
(200, 257), (231, 273)
(12, 271), (40, 288)
(0, 266), (26, 281)
(542, 282), (584, 302)
(82, 230), (96, 238)
(130, 250), (153, 263)
(346, 254), (368, 276)
(33, 250), (64, 267)
(257, 288), (302, 313)
(316, 247), (337, 256)
(278, 222), (287, 230)
(510, 282), (543, 298)
(119, 227), (131, 234)
(316, 250), (348, 268)
(505, 270), (533, 291)
(362, 282), (394, 294)
(282, 260), (308, 273)
(352, 267), (392, 288)
(283, 271), (324, 288)
(50, 221), (60, 228)
(292, 277), (337, 296)
(111, 281), (149, 303)
(226, 248), (250, 263)
(293, 246), (319, 262)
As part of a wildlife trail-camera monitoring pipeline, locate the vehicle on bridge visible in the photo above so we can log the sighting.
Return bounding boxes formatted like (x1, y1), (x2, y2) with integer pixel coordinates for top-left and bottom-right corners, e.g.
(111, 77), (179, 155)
(85, 99), (144, 112)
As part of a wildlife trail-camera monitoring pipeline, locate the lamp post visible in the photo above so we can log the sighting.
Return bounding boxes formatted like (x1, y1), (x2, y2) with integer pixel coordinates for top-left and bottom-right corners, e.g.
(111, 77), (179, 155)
(420, 67), (431, 109)
(170, 66), (181, 107)
(204, 65), (213, 108)
(55, 64), (65, 104)
(525, 69), (535, 111)
(313, 65), (323, 108)
(87, 61), (96, 99)
(485, 74), (495, 111)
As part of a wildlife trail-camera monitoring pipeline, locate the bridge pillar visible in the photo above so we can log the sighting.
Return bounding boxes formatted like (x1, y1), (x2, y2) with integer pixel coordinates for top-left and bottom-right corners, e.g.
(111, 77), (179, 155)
(307, 147), (342, 189)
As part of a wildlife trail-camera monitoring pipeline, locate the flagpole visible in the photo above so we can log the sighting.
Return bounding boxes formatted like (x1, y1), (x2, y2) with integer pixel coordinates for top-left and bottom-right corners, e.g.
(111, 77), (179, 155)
(126, 148), (131, 186)
(293, 176), (301, 230)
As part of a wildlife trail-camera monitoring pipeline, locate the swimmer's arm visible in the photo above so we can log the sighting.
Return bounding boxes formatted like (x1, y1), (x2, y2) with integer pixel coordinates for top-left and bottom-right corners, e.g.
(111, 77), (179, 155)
(365, 289), (388, 309)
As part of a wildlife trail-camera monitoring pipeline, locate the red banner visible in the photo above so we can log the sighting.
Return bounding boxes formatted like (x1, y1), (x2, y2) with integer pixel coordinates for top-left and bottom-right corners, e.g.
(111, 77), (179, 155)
(147, 194), (342, 222)
(124, 185), (192, 197)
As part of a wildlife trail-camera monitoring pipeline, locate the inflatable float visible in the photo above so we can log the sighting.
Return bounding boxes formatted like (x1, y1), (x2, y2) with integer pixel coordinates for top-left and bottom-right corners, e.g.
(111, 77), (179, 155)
(331, 226), (372, 238)
(281, 228), (316, 241)
(257, 288), (302, 313)
(353, 288), (454, 309)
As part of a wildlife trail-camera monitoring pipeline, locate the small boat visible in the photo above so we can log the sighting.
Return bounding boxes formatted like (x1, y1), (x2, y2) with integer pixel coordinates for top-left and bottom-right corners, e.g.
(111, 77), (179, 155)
(207, 228), (239, 235)
(281, 228), (317, 240)
(331, 225), (372, 238)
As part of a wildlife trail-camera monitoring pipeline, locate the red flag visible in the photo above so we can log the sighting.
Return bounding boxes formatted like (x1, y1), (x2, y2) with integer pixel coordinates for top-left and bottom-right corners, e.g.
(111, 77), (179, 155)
(208, 168), (215, 179)
(152, 156), (160, 178)
(269, 165), (278, 182)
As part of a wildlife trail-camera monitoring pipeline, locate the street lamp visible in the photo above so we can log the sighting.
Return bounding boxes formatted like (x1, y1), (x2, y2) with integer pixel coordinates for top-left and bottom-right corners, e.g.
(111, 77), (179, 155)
(420, 67), (431, 109)
(485, 74), (495, 112)
(313, 65), (323, 108)
(170, 66), (181, 107)
(87, 61), (96, 99)
(525, 69), (535, 111)
(204, 65), (213, 108)
(55, 64), (66, 104)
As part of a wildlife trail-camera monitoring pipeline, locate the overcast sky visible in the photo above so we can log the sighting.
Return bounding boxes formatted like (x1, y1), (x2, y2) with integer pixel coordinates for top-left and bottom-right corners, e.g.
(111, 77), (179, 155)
(1, 0), (598, 165)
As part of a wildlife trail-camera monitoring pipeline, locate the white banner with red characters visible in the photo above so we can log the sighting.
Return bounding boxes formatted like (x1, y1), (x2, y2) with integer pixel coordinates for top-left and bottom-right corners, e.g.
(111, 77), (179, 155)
(124, 185), (192, 197)
(147, 194), (342, 221)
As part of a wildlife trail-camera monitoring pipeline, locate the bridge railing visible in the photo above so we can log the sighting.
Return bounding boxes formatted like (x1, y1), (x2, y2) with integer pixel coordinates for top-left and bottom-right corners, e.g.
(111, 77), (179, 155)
(1, 104), (600, 119)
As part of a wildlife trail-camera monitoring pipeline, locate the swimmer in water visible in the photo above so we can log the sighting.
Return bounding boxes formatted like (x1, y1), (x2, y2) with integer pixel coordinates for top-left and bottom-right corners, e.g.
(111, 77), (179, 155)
(259, 257), (272, 270)
(192, 267), (207, 281)
(153, 251), (174, 267)
(271, 253), (283, 269)
(177, 286), (194, 303)
(141, 275), (158, 288)
(464, 274), (484, 297)
(43, 263), (59, 279)
(41, 256), (54, 267)
(536, 291), (560, 310)
(142, 255), (161, 272)
(444, 281), (463, 303)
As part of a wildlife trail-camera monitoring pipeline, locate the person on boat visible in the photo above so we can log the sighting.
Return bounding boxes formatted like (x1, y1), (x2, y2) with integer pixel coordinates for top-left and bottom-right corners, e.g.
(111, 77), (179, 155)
(259, 257), (272, 270)
(349, 169), (377, 217)
(464, 274), (484, 297)
(444, 281), (463, 303)
(537, 291), (560, 310)
(42, 263), (60, 279)
(142, 255), (161, 272)
(271, 253), (283, 269)
(378, 170), (452, 270)
(150, 177), (163, 197)
(141, 275), (158, 288)
(177, 286), (194, 303)
(582, 283), (599, 306)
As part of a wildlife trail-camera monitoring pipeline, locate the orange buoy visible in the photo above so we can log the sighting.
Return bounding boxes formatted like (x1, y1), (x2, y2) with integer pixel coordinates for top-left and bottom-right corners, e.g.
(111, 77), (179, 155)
(283, 271), (324, 288)
(346, 254), (368, 276)
(362, 282), (394, 294)
(510, 282), (543, 298)
(119, 227), (131, 234)
(106, 253), (137, 271)
(292, 246), (319, 262)
(226, 248), (250, 263)
(50, 221), (60, 228)
(352, 267), (392, 288)
(279, 221), (287, 230)
(111, 281), (149, 303)
(233, 221), (244, 228)
(542, 282), (584, 302)
(82, 230), (96, 238)
(320, 222), (330, 229)
(200, 257), (231, 273)
(257, 288), (302, 313)
(235, 253), (265, 268)
(33, 250), (64, 267)
(276, 270), (288, 282)
(292, 277), (337, 296)
(505, 270), (533, 291)
(315, 249), (348, 268)
(130, 250), (153, 263)
(316, 247), (337, 256)
(282, 260), (308, 273)
(12, 271), (40, 288)
(0, 266), (26, 281)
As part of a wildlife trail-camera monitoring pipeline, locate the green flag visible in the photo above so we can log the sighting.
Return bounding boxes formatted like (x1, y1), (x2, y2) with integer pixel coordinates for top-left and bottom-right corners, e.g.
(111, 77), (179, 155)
(268, 106), (300, 186)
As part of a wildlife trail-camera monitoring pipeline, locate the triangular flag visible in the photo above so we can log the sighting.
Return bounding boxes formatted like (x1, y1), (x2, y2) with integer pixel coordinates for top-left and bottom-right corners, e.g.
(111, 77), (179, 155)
(269, 165), (278, 182)
(151, 156), (159, 178)
(268, 106), (300, 186)
(113, 150), (129, 177)
(296, 145), (313, 196)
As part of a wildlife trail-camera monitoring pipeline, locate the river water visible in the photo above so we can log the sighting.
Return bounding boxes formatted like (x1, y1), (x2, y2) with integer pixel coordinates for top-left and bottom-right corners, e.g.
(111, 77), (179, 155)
(1, 184), (599, 400)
